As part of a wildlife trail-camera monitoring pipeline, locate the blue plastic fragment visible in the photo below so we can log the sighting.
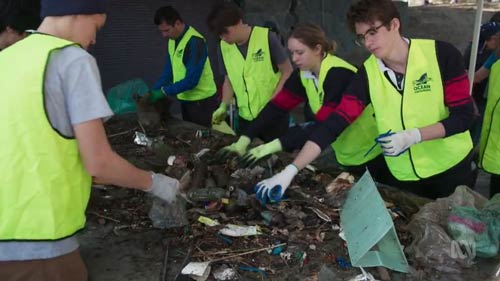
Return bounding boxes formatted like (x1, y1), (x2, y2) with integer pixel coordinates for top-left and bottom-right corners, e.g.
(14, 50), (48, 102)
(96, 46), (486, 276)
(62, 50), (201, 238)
(238, 266), (268, 278)
(336, 257), (352, 269)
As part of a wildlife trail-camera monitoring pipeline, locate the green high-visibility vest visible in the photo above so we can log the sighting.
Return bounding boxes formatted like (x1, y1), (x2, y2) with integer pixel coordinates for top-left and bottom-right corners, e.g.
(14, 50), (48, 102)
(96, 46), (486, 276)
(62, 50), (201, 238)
(169, 26), (216, 101)
(365, 39), (472, 181)
(298, 54), (379, 166)
(332, 104), (380, 166)
(221, 26), (281, 121)
(479, 60), (500, 175)
(0, 33), (91, 240)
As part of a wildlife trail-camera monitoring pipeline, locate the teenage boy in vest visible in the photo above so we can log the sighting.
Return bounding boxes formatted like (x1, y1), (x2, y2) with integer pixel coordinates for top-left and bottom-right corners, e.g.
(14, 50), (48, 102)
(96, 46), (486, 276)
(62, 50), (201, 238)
(479, 59), (500, 198)
(143, 6), (218, 127)
(0, 1), (187, 280)
(254, 0), (476, 204)
(207, 2), (293, 147)
(0, 0), (40, 50)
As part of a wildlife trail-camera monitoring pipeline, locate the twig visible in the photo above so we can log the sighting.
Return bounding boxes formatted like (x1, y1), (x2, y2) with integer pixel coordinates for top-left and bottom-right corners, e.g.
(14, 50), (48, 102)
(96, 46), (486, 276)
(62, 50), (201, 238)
(175, 136), (191, 146)
(191, 247), (266, 258)
(87, 211), (121, 223)
(108, 128), (137, 138)
(138, 121), (146, 134)
(161, 240), (170, 281)
(174, 243), (193, 281)
(210, 243), (287, 263)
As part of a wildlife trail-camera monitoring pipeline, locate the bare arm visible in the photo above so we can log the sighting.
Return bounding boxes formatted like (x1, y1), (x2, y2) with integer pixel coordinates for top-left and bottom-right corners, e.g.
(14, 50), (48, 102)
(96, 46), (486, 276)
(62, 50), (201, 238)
(474, 66), (490, 84)
(272, 60), (293, 97)
(74, 119), (152, 190)
(221, 75), (235, 105)
(291, 141), (322, 170)
(419, 122), (446, 141)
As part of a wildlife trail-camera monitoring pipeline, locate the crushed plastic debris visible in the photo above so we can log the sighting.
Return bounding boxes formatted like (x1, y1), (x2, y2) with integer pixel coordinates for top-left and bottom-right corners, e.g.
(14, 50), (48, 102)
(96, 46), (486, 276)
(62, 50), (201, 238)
(212, 264), (238, 280)
(219, 224), (262, 237)
(181, 261), (211, 280)
(197, 216), (220, 226)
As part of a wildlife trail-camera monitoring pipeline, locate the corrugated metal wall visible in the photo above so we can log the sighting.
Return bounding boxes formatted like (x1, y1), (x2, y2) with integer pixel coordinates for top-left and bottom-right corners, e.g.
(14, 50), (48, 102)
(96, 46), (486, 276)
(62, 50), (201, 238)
(92, 0), (223, 92)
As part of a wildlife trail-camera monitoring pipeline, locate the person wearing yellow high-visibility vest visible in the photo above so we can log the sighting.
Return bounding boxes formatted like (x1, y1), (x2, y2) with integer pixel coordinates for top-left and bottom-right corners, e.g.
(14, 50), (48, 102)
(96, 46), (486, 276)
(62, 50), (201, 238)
(143, 6), (218, 127)
(217, 23), (377, 171)
(479, 59), (500, 198)
(207, 2), (293, 141)
(254, 0), (477, 204)
(0, 1), (189, 279)
(0, 0), (40, 50)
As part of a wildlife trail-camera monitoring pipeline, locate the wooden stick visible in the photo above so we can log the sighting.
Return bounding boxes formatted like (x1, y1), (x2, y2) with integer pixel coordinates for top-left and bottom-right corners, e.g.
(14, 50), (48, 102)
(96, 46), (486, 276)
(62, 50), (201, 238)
(161, 240), (170, 281)
(108, 128), (137, 138)
(87, 211), (121, 223)
(210, 243), (287, 263)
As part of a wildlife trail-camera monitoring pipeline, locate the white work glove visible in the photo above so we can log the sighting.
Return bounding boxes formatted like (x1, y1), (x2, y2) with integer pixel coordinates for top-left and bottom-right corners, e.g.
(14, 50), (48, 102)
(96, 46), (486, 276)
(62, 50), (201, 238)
(147, 173), (180, 203)
(254, 164), (298, 205)
(376, 128), (421, 156)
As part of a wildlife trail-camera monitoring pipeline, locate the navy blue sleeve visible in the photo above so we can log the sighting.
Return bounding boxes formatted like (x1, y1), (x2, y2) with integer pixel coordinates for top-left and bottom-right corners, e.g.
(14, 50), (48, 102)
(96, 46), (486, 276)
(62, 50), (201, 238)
(308, 67), (370, 150)
(153, 45), (173, 90)
(162, 37), (209, 96)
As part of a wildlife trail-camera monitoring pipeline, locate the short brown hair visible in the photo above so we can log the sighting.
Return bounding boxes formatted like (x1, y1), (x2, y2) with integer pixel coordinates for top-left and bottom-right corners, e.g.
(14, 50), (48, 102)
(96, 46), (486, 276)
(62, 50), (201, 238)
(207, 2), (243, 36)
(346, 0), (401, 34)
(289, 23), (337, 55)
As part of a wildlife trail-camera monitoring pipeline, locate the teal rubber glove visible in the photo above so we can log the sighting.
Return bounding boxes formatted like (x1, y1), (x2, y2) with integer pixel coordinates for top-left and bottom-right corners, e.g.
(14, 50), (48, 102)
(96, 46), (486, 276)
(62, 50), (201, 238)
(148, 89), (165, 103)
(212, 102), (228, 125)
(240, 139), (282, 167)
(254, 164), (298, 205)
(215, 135), (251, 159)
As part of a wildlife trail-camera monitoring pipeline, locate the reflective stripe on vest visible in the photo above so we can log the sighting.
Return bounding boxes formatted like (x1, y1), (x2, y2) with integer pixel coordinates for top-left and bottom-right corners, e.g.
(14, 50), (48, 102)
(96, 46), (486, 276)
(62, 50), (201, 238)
(365, 39), (472, 180)
(479, 60), (500, 174)
(169, 26), (216, 101)
(0, 33), (91, 240)
(221, 26), (281, 121)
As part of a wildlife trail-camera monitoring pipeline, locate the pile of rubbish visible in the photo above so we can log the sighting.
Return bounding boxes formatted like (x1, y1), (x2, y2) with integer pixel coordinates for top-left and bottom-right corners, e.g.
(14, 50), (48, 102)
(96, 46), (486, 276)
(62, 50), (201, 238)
(86, 113), (499, 281)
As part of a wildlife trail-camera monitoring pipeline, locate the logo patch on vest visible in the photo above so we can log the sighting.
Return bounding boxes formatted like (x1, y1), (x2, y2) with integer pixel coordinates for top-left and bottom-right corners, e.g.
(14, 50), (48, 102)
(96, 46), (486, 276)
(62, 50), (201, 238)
(413, 73), (432, 93)
(176, 48), (184, 58)
(252, 48), (265, 62)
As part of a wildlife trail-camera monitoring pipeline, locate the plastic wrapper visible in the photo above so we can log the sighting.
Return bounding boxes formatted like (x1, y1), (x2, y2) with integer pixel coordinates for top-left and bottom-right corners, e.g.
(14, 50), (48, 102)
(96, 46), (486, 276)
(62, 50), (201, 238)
(106, 78), (149, 114)
(148, 196), (188, 229)
(447, 193), (500, 258)
(406, 186), (488, 273)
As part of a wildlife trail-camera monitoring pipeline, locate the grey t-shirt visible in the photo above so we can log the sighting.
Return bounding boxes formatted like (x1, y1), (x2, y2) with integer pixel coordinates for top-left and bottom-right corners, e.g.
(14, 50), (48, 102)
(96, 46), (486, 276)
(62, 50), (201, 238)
(217, 28), (288, 75)
(0, 46), (113, 261)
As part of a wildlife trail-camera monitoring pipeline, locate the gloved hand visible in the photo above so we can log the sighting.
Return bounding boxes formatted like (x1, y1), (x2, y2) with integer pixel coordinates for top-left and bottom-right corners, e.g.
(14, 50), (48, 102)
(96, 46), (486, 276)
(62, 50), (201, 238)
(215, 135), (251, 159)
(148, 89), (165, 103)
(211, 103), (228, 125)
(254, 164), (298, 204)
(137, 89), (164, 106)
(240, 139), (282, 167)
(376, 128), (421, 156)
(147, 173), (180, 203)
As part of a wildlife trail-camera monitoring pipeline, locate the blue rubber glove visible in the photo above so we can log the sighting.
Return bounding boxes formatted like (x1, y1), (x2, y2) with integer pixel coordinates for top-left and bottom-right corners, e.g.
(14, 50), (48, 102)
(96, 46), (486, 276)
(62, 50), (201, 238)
(254, 164), (298, 204)
(376, 128), (421, 156)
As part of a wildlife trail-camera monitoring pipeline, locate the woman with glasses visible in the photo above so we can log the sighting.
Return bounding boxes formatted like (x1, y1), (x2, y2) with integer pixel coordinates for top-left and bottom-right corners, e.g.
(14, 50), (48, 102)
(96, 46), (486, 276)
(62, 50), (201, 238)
(216, 23), (361, 171)
(254, 0), (476, 203)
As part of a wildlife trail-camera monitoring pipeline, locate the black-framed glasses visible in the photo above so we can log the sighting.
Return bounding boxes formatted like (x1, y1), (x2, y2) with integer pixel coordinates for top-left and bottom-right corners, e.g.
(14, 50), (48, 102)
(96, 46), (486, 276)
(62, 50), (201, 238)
(354, 23), (386, 47)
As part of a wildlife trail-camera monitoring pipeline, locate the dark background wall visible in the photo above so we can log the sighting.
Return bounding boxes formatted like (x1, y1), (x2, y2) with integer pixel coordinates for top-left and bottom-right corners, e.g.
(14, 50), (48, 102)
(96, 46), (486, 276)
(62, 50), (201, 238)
(92, 0), (223, 91)
(91, 0), (409, 92)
